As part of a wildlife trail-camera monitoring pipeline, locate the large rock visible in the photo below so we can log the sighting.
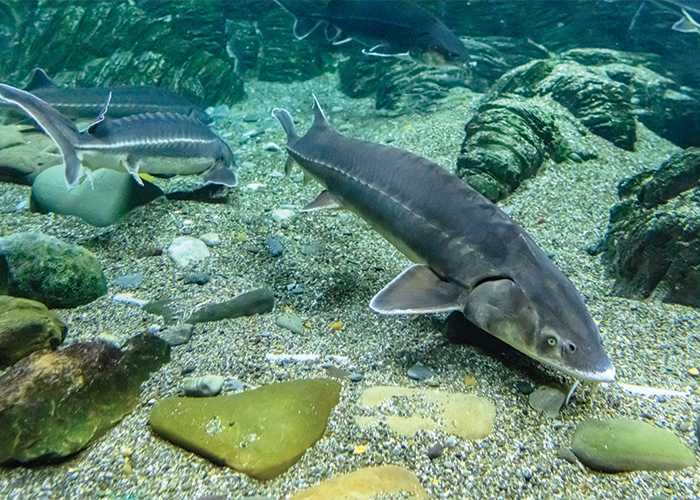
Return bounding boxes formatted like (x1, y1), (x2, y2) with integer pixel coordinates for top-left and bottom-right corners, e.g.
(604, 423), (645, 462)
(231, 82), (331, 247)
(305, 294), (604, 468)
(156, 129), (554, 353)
(603, 148), (700, 306)
(289, 465), (429, 500)
(31, 165), (164, 227)
(0, 232), (107, 309)
(571, 418), (696, 472)
(150, 378), (341, 480)
(0, 334), (170, 464)
(0, 296), (66, 367)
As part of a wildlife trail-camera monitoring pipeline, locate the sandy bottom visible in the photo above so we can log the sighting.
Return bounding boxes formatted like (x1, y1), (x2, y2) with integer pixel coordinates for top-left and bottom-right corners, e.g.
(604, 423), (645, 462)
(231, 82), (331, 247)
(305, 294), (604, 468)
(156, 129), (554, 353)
(0, 72), (698, 499)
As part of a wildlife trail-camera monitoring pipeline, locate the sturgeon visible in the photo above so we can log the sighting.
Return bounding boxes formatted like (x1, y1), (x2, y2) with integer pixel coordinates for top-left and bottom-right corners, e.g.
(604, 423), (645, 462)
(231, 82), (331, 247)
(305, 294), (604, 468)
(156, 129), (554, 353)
(14, 68), (211, 123)
(0, 82), (237, 188)
(272, 97), (615, 383)
(275, 0), (470, 66)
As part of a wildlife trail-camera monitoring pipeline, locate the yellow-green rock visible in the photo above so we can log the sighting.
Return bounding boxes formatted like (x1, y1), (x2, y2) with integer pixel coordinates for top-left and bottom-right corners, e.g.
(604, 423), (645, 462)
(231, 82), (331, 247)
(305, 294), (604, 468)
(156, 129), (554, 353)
(289, 465), (429, 499)
(149, 378), (341, 480)
(571, 418), (697, 472)
(0, 295), (66, 366)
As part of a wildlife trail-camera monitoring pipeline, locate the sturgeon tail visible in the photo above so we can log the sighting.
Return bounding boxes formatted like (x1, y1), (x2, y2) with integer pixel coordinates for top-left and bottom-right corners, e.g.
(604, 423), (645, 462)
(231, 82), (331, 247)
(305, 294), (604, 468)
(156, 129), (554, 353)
(0, 83), (83, 187)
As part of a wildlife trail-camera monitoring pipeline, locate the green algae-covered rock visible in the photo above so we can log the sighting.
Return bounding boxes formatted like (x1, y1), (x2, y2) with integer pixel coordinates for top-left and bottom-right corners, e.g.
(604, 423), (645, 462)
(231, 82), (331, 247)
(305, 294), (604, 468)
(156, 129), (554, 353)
(571, 418), (696, 472)
(0, 232), (107, 308)
(31, 165), (164, 227)
(0, 334), (170, 464)
(150, 378), (341, 480)
(0, 295), (66, 366)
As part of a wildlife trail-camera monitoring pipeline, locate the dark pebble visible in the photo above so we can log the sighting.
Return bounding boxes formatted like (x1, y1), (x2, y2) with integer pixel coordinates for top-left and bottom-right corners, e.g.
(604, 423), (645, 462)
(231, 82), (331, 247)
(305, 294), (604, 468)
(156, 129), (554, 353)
(264, 236), (283, 257)
(185, 288), (275, 324)
(515, 380), (535, 395)
(427, 443), (444, 460)
(114, 273), (144, 288)
(349, 372), (363, 382)
(183, 272), (210, 285)
(181, 364), (196, 375)
(137, 247), (163, 258)
(162, 323), (195, 346)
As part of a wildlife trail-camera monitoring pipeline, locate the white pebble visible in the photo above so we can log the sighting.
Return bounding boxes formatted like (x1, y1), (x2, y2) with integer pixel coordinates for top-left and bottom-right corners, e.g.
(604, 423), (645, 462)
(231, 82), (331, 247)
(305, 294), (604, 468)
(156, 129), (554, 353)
(168, 236), (210, 268)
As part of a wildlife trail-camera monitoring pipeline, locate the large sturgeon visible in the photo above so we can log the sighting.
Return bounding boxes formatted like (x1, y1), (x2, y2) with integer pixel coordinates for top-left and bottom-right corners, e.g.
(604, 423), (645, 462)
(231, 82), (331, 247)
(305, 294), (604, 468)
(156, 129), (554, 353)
(272, 97), (615, 383)
(0, 82), (237, 188)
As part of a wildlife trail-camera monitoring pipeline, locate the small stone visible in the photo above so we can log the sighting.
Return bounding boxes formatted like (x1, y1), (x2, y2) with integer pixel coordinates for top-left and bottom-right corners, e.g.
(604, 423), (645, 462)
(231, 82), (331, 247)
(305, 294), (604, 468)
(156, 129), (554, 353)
(271, 208), (295, 223)
(571, 418), (696, 472)
(264, 236), (283, 257)
(516, 380), (535, 395)
(114, 274), (144, 288)
(263, 142), (281, 152)
(181, 364), (196, 375)
(199, 233), (221, 247)
(183, 375), (224, 397)
(556, 447), (578, 463)
(113, 293), (150, 306)
(427, 442), (444, 460)
(168, 237), (210, 268)
(349, 373), (363, 382)
(407, 362), (434, 381)
(528, 386), (566, 418)
(330, 321), (343, 331)
(688, 367), (699, 377)
(183, 272), (210, 286)
(161, 323), (195, 346)
(276, 313), (306, 335)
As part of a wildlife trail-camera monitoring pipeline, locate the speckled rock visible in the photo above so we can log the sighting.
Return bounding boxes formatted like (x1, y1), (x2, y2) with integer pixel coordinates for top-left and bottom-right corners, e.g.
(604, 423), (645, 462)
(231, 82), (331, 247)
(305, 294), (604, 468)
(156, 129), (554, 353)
(30, 165), (164, 227)
(185, 288), (274, 324)
(0, 333), (170, 464)
(0, 232), (107, 308)
(168, 236), (210, 269)
(289, 465), (429, 500)
(149, 378), (341, 480)
(603, 148), (700, 307)
(571, 418), (696, 472)
(0, 296), (66, 367)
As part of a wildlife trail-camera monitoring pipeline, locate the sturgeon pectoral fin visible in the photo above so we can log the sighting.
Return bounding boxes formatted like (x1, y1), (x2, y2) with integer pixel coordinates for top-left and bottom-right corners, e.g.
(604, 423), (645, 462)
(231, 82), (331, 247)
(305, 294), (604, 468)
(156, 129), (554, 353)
(301, 190), (343, 212)
(125, 156), (144, 185)
(201, 160), (237, 187)
(284, 155), (296, 177)
(370, 264), (463, 314)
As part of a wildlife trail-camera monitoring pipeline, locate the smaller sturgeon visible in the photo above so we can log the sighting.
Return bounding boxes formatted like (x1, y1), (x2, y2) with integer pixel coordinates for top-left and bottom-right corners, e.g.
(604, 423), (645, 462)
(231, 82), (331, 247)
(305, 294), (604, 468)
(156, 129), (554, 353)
(275, 0), (470, 66)
(0, 82), (237, 188)
(272, 97), (615, 383)
(12, 68), (212, 123)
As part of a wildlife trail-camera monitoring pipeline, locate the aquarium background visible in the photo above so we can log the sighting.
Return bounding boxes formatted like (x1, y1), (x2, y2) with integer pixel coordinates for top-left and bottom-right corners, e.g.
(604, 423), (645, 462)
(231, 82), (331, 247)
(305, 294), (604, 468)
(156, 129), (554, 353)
(0, 1), (699, 499)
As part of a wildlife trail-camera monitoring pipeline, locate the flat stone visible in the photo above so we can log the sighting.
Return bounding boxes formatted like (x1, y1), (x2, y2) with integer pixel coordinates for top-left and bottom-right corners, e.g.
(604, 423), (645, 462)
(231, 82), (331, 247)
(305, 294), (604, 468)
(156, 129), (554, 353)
(276, 313), (306, 334)
(30, 165), (164, 227)
(357, 386), (495, 440)
(161, 323), (195, 346)
(199, 232), (221, 247)
(289, 465), (429, 499)
(183, 375), (224, 397)
(150, 378), (341, 480)
(168, 236), (211, 268)
(528, 386), (566, 418)
(185, 288), (274, 324)
(0, 296), (67, 366)
(571, 418), (696, 472)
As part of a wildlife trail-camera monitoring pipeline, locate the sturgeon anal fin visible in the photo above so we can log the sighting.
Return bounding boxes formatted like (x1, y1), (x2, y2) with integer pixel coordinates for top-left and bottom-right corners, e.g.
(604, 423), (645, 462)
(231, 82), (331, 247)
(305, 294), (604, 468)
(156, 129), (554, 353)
(370, 264), (463, 314)
(292, 18), (322, 40)
(301, 189), (343, 212)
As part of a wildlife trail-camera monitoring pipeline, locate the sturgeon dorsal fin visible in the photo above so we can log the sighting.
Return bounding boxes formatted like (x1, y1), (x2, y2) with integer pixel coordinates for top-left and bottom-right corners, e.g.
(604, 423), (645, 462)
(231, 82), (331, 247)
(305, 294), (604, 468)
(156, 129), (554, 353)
(25, 68), (56, 91)
(311, 94), (329, 127)
(370, 264), (464, 314)
(301, 190), (343, 212)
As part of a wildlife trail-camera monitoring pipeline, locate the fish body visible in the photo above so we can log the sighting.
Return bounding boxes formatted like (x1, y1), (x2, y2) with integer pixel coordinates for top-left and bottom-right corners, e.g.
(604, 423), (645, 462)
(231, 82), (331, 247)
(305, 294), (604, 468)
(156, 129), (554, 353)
(274, 0), (470, 65)
(0, 82), (237, 188)
(272, 97), (615, 383)
(15, 68), (212, 123)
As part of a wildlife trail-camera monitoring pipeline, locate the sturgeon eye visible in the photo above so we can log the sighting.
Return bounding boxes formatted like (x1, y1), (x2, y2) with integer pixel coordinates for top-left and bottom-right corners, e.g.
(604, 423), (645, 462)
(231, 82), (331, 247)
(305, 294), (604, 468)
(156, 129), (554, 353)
(546, 336), (557, 347)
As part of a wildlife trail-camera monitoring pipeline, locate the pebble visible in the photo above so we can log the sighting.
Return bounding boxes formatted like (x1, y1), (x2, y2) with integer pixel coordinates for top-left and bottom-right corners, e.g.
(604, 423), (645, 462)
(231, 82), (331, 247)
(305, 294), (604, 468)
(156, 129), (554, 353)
(114, 274), (144, 288)
(181, 364), (196, 375)
(113, 293), (149, 306)
(349, 372), (363, 382)
(242, 129), (264, 141)
(407, 361), (434, 381)
(147, 324), (161, 334)
(183, 271), (210, 285)
(276, 313), (306, 335)
(272, 208), (295, 223)
(225, 378), (246, 392)
(688, 367), (699, 377)
(168, 236), (211, 268)
(264, 236), (283, 256)
(263, 141), (281, 151)
(265, 353), (320, 362)
(528, 386), (566, 418)
(183, 375), (224, 397)
(199, 232), (221, 247)
(427, 442), (444, 460)
(162, 323), (195, 346)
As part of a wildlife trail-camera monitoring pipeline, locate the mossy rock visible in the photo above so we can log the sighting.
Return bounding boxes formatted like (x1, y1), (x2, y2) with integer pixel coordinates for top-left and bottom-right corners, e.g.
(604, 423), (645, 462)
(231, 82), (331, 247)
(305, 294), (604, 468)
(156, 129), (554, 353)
(150, 378), (341, 480)
(571, 418), (696, 472)
(0, 232), (107, 309)
(0, 295), (66, 366)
